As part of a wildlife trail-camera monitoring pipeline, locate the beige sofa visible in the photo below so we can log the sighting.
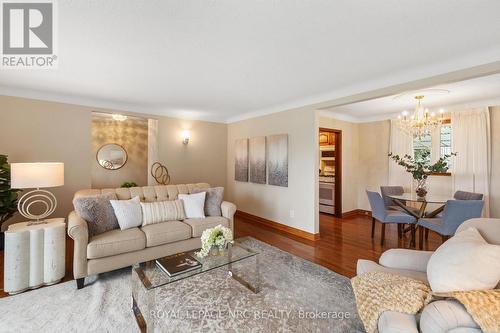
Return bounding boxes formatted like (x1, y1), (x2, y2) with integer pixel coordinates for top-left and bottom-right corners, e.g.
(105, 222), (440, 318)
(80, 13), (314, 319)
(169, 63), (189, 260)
(357, 218), (500, 333)
(68, 183), (236, 289)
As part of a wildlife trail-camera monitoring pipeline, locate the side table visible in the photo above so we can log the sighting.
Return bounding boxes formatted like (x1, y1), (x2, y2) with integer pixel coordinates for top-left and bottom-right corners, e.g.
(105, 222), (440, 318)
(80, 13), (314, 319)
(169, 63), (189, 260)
(4, 218), (66, 295)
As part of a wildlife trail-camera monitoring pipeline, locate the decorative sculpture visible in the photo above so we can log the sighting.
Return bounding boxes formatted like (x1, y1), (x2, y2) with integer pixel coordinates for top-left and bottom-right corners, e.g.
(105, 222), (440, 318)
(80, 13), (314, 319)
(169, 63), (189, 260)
(151, 162), (170, 185)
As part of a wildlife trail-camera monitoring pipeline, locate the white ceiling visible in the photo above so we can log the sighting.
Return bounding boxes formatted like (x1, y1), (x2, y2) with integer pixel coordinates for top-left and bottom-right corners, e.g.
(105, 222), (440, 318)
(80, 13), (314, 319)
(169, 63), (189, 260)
(1, 1), (500, 123)
(322, 73), (500, 122)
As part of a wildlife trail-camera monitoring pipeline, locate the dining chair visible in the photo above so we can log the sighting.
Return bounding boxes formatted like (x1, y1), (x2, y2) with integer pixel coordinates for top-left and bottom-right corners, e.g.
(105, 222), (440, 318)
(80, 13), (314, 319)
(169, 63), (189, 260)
(427, 190), (484, 239)
(418, 200), (484, 249)
(380, 186), (405, 210)
(366, 190), (417, 246)
(453, 190), (483, 200)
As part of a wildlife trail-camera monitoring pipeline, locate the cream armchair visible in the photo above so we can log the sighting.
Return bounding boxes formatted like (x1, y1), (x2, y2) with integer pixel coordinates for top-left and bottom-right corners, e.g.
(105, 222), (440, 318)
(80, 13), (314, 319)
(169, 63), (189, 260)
(356, 218), (500, 333)
(68, 183), (237, 289)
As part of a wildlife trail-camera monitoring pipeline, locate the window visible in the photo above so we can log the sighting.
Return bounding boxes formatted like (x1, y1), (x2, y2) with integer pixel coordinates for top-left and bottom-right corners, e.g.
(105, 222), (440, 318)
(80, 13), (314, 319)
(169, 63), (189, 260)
(440, 124), (452, 160)
(412, 123), (452, 174)
(413, 133), (431, 164)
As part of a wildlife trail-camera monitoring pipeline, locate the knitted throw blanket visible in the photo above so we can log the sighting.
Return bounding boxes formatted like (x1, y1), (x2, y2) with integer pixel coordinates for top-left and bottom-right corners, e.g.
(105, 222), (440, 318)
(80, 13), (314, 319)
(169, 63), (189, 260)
(351, 272), (431, 333)
(352, 272), (500, 333)
(434, 289), (500, 333)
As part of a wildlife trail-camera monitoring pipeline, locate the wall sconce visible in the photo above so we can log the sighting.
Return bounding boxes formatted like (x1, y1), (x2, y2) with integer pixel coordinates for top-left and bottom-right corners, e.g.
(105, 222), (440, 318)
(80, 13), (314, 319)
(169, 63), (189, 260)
(182, 130), (190, 145)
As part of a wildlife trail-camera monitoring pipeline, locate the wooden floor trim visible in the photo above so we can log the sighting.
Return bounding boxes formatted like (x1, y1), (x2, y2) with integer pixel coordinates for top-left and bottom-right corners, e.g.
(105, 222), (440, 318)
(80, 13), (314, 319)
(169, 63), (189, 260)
(341, 209), (371, 219)
(234, 210), (320, 241)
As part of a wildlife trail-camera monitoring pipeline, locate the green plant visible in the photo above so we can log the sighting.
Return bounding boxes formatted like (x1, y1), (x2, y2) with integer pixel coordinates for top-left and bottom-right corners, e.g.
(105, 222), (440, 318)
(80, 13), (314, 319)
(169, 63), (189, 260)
(0, 155), (21, 228)
(388, 150), (456, 181)
(121, 181), (138, 188)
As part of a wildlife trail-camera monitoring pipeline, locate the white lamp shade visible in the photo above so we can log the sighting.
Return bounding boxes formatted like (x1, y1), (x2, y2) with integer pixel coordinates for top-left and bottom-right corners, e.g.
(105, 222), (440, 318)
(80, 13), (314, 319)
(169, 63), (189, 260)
(11, 163), (64, 189)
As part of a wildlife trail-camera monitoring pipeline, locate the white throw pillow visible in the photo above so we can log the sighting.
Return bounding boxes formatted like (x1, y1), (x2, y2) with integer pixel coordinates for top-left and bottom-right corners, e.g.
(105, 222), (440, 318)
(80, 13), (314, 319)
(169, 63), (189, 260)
(140, 200), (186, 226)
(110, 196), (143, 230)
(427, 227), (500, 292)
(178, 192), (206, 219)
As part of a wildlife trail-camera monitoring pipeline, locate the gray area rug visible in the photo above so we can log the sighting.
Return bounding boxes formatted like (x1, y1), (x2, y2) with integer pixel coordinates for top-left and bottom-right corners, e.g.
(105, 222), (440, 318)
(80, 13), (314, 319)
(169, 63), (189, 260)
(0, 237), (364, 332)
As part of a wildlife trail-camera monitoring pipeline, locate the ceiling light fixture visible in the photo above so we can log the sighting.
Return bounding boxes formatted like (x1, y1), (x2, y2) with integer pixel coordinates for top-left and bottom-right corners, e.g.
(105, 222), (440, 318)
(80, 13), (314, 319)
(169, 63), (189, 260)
(112, 114), (128, 121)
(397, 95), (443, 138)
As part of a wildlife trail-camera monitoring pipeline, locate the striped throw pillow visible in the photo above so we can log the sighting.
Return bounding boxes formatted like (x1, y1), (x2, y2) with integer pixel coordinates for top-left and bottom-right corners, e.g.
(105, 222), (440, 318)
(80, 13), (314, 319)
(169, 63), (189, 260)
(140, 200), (186, 226)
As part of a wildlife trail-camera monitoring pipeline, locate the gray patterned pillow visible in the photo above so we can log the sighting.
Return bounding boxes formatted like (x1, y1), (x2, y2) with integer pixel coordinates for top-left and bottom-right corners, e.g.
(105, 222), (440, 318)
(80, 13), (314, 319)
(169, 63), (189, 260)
(73, 192), (119, 236)
(192, 187), (224, 216)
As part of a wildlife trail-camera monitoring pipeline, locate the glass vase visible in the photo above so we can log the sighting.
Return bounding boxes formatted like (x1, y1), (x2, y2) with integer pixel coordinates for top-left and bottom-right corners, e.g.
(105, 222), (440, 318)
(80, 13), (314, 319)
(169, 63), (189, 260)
(414, 178), (428, 198)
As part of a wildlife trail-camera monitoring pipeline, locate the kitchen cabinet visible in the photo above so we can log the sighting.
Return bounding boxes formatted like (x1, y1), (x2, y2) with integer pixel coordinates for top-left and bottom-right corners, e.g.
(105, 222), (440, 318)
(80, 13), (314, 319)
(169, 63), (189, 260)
(319, 132), (335, 146)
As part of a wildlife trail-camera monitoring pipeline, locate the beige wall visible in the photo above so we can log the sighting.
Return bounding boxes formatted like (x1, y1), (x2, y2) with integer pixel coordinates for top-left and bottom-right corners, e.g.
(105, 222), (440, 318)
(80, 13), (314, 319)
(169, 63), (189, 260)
(357, 120), (391, 210)
(91, 114), (149, 188)
(319, 117), (360, 213)
(0, 96), (227, 229)
(157, 116), (227, 187)
(227, 108), (319, 234)
(0, 96), (92, 229)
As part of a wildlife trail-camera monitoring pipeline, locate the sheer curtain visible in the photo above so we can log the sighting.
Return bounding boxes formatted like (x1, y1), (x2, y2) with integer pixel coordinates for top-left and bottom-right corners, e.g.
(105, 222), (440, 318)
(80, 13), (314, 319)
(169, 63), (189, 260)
(451, 108), (491, 216)
(388, 119), (413, 191)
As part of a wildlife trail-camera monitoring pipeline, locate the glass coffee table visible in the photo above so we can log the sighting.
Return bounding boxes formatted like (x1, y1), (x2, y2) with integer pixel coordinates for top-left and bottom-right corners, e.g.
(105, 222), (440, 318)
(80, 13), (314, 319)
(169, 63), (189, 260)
(131, 241), (260, 332)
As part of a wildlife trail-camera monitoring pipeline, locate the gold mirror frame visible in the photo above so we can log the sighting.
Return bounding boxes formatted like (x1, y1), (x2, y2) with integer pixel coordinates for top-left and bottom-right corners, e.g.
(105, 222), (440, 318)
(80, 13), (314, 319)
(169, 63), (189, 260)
(96, 143), (128, 170)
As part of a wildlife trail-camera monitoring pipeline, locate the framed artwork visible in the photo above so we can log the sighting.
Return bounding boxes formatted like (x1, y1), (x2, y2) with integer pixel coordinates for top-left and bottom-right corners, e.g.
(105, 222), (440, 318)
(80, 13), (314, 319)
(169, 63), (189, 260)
(249, 136), (266, 184)
(267, 134), (288, 187)
(234, 138), (249, 182)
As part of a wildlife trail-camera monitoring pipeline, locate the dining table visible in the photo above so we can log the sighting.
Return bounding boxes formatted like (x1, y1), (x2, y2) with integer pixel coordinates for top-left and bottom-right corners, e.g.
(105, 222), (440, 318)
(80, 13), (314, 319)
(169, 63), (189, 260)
(387, 193), (453, 247)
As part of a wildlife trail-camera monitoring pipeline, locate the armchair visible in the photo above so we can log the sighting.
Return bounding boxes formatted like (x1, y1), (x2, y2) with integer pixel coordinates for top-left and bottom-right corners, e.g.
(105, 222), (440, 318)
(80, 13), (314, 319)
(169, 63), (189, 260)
(356, 218), (500, 333)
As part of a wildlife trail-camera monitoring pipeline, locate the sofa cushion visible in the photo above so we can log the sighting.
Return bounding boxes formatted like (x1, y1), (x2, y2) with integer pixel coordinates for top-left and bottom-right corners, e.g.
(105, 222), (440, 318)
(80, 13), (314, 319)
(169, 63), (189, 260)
(110, 196), (143, 230)
(140, 200), (186, 226)
(141, 221), (192, 247)
(427, 227), (500, 292)
(192, 187), (224, 216)
(182, 216), (229, 237)
(179, 192), (206, 218)
(356, 259), (428, 283)
(87, 227), (146, 259)
(73, 192), (119, 236)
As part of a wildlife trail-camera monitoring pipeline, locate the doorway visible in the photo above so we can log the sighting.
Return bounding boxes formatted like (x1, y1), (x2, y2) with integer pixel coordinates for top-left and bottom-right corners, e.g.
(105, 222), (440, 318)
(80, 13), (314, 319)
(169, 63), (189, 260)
(319, 128), (342, 217)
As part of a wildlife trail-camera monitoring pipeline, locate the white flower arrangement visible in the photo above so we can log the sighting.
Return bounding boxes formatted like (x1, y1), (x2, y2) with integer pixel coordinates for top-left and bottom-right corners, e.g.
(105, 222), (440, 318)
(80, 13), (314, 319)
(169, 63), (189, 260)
(196, 224), (233, 258)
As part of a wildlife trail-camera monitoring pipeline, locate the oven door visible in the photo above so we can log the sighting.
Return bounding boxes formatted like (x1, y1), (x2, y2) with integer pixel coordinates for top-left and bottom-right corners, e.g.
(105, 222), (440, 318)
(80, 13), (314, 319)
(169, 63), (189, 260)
(319, 182), (335, 206)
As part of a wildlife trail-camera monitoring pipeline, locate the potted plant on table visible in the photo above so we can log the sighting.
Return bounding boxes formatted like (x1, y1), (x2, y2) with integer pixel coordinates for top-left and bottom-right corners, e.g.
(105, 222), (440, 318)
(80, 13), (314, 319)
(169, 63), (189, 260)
(0, 155), (21, 250)
(389, 150), (456, 198)
(196, 225), (233, 258)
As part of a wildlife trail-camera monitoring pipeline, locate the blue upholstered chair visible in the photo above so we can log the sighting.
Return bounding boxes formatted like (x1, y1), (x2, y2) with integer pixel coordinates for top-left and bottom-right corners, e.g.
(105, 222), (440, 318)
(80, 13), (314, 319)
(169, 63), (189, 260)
(418, 199), (484, 249)
(431, 190), (484, 224)
(380, 186), (405, 210)
(366, 190), (417, 246)
(453, 190), (483, 200)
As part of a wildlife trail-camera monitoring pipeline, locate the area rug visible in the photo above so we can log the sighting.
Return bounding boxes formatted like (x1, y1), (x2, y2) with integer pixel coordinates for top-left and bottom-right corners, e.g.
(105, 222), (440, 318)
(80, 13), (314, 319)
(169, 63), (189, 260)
(0, 237), (364, 332)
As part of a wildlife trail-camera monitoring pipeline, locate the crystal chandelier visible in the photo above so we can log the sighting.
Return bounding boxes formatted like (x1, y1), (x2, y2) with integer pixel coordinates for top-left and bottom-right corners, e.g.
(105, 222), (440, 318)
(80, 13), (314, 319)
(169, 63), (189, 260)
(397, 95), (443, 138)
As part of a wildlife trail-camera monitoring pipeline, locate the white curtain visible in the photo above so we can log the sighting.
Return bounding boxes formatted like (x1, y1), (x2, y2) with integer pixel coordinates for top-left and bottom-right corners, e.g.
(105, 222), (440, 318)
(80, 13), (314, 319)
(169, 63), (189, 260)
(388, 119), (414, 191)
(451, 108), (491, 217)
(147, 118), (159, 186)
(430, 125), (441, 163)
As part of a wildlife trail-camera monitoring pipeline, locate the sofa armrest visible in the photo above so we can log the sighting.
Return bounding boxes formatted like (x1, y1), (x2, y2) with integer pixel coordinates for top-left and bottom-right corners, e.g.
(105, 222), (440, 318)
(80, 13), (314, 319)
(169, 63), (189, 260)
(379, 249), (434, 273)
(221, 201), (237, 232)
(68, 211), (89, 279)
(420, 300), (481, 333)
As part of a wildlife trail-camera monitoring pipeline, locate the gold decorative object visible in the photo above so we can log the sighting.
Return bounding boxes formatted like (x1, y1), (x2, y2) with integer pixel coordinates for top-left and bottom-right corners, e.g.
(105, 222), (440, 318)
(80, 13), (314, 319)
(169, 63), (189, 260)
(397, 95), (444, 138)
(151, 162), (170, 185)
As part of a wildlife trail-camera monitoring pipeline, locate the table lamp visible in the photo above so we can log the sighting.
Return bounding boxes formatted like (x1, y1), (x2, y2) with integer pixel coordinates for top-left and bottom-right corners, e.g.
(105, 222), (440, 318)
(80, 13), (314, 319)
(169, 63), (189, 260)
(10, 163), (64, 225)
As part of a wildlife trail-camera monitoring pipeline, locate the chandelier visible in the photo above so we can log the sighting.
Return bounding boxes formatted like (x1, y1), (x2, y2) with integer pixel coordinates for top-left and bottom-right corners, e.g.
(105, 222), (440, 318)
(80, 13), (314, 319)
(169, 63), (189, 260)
(397, 95), (443, 138)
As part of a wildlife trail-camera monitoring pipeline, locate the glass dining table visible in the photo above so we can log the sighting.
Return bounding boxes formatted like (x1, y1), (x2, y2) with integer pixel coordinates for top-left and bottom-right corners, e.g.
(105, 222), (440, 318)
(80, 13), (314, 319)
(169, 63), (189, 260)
(387, 193), (453, 247)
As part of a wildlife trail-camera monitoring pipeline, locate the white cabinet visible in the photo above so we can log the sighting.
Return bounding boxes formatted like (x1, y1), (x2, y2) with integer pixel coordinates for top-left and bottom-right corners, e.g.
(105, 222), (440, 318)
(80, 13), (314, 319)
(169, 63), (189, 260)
(4, 218), (66, 294)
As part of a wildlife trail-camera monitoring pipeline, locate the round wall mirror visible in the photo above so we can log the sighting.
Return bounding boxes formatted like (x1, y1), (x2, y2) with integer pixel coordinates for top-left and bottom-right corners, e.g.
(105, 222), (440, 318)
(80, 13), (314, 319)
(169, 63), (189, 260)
(96, 143), (128, 170)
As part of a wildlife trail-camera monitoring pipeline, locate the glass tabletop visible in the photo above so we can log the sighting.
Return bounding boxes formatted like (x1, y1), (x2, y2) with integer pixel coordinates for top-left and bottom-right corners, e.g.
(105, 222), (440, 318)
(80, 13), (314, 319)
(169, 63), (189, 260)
(133, 241), (259, 290)
(388, 193), (453, 204)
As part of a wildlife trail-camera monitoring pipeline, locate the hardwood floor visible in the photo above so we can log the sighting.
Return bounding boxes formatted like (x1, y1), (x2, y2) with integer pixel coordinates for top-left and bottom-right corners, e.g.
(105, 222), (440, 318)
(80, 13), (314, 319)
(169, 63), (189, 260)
(0, 212), (442, 298)
(235, 212), (442, 278)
